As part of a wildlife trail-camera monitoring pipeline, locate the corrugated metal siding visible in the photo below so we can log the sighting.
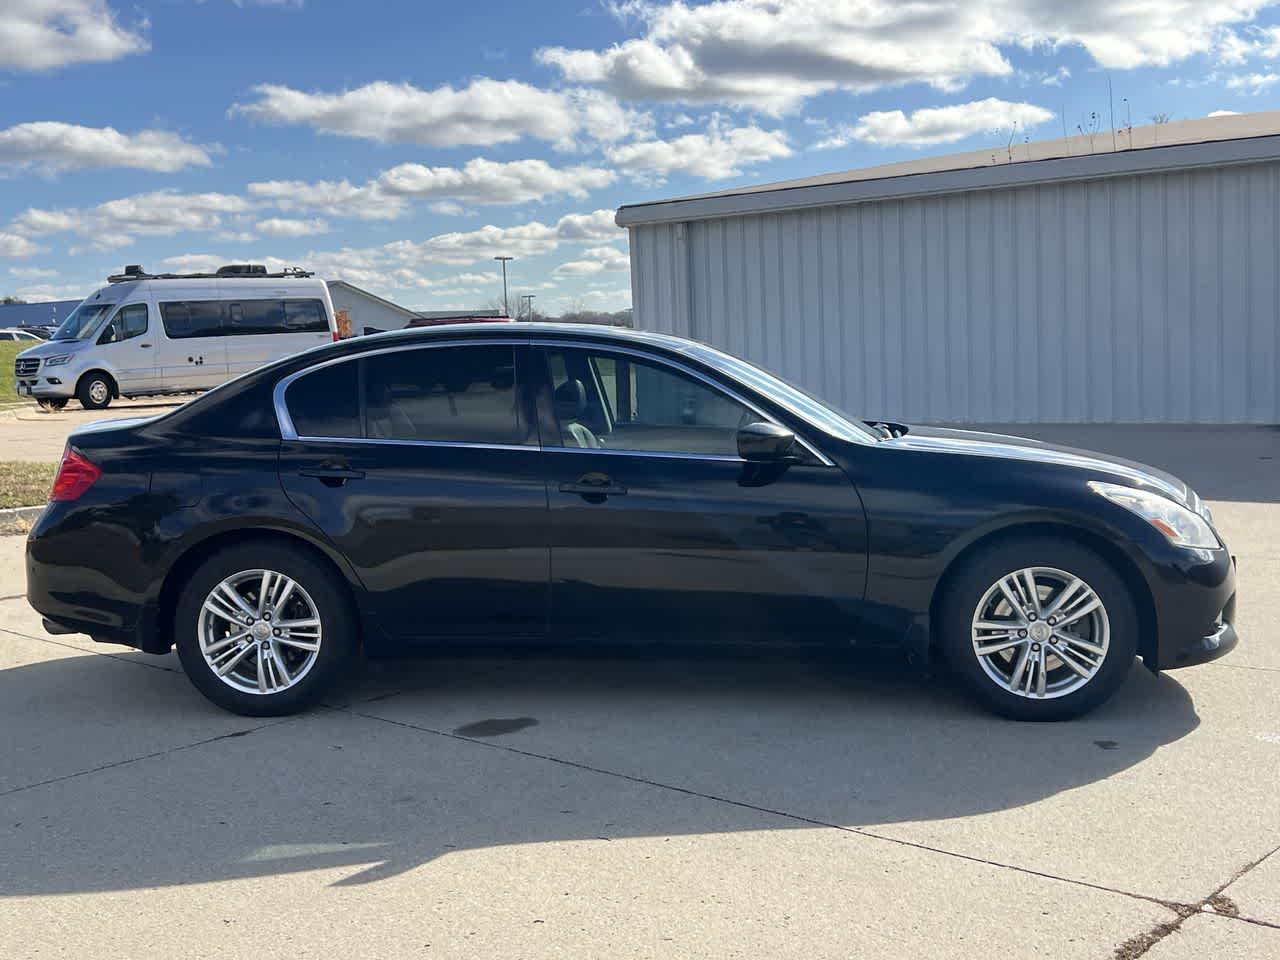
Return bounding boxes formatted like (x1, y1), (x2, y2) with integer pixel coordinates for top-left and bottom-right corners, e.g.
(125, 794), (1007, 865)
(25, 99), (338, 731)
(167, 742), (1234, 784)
(628, 162), (1280, 423)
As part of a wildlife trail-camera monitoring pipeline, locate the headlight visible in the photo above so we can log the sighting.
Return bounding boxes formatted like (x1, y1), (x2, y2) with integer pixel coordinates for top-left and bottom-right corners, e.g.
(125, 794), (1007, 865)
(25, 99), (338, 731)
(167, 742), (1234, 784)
(1090, 481), (1219, 549)
(43, 355), (71, 367)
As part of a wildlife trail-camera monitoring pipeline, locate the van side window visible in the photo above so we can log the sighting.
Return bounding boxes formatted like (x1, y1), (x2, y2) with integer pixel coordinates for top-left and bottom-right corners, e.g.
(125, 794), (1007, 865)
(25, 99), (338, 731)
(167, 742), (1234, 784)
(161, 301), (224, 339)
(227, 300), (286, 335)
(98, 304), (149, 345)
(283, 299), (328, 333)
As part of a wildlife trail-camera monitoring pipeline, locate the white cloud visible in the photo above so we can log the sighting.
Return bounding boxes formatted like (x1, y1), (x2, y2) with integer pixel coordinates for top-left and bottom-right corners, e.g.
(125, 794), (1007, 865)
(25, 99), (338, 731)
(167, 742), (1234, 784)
(156, 209), (622, 299)
(819, 98), (1055, 148)
(255, 217), (329, 238)
(0, 0), (148, 72)
(0, 232), (44, 258)
(246, 179), (406, 220)
(0, 121), (215, 173)
(232, 78), (648, 149)
(554, 245), (630, 277)
(377, 157), (616, 204)
(1226, 71), (1280, 92)
(539, 0), (1274, 113)
(10, 190), (250, 252)
(11, 281), (89, 302)
(606, 125), (791, 180)
(9, 266), (57, 279)
(1208, 109), (1241, 116)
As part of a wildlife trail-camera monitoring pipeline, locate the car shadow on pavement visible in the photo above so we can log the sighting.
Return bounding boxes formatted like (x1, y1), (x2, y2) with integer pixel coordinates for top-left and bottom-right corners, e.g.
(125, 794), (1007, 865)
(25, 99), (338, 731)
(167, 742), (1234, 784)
(0, 648), (1200, 896)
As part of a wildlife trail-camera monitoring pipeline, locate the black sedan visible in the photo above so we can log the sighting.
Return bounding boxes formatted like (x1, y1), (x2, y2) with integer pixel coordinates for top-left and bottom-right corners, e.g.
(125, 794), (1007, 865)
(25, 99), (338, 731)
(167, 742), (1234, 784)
(26, 323), (1237, 720)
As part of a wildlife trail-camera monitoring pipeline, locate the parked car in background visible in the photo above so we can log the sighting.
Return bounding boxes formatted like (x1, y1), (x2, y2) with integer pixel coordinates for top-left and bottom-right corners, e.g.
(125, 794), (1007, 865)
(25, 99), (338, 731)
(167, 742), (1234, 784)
(0, 328), (45, 342)
(25, 324), (1237, 720)
(20, 325), (55, 340)
(13, 264), (337, 410)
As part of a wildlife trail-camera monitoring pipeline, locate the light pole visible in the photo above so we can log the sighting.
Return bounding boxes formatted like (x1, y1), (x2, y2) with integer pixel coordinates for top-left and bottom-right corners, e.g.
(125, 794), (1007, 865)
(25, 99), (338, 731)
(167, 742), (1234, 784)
(493, 256), (513, 317)
(521, 294), (535, 320)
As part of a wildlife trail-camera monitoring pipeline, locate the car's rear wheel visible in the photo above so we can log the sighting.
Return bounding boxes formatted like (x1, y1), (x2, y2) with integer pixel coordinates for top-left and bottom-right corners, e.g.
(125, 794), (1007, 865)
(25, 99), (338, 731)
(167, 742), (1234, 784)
(939, 537), (1138, 721)
(174, 542), (358, 716)
(76, 371), (114, 410)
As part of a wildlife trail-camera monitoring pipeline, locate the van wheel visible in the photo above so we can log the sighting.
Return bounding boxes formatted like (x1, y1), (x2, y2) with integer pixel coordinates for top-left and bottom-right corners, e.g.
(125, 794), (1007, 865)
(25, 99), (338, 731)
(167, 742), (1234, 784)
(76, 372), (114, 410)
(174, 541), (359, 716)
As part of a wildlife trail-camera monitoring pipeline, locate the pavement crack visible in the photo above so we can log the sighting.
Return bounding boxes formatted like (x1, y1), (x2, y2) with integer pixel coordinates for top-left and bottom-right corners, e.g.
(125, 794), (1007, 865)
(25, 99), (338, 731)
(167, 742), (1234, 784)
(338, 704), (1188, 917)
(0, 716), (296, 799)
(1113, 842), (1280, 957)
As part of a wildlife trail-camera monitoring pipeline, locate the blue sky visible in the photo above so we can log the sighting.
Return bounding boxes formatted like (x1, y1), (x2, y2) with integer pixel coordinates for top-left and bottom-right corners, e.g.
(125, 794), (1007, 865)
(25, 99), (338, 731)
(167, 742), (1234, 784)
(3, 0), (1280, 314)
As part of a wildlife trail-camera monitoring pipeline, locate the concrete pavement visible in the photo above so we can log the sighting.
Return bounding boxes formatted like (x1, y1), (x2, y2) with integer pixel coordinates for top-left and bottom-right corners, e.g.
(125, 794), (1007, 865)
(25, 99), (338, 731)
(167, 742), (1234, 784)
(0, 397), (184, 462)
(0, 428), (1277, 958)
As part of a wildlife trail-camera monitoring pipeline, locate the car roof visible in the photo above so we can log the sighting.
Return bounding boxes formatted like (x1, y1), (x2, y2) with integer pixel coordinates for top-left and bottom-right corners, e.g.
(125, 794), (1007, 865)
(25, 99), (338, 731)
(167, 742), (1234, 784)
(351, 321), (699, 354)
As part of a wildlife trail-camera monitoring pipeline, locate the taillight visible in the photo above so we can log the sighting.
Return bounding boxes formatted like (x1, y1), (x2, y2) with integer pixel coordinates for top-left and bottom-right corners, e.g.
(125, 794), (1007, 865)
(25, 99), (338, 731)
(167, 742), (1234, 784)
(332, 330), (340, 342)
(50, 446), (101, 502)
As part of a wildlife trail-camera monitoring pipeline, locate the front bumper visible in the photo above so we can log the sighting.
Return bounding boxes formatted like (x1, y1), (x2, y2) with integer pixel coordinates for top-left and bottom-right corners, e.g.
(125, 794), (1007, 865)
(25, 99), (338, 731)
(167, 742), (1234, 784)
(14, 378), (74, 399)
(1149, 551), (1238, 671)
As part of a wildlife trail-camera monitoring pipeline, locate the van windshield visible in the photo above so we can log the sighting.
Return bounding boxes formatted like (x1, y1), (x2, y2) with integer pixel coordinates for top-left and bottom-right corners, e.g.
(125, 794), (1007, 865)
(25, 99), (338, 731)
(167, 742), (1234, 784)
(52, 301), (114, 341)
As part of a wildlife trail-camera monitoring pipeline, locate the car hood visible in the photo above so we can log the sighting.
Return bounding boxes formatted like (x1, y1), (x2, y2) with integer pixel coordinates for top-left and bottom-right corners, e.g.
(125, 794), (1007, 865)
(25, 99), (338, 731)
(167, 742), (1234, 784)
(881, 425), (1193, 505)
(17, 338), (91, 360)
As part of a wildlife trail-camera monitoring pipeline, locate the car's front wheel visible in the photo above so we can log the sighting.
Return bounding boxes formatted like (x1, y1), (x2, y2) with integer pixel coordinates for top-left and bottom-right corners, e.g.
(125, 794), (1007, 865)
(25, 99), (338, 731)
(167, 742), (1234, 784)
(939, 537), (1138, 721)
(174, 541), (358, 716)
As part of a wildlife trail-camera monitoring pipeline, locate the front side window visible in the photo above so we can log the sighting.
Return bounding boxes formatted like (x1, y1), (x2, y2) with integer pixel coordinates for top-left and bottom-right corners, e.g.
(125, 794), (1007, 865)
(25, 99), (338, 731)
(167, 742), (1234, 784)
(98, 304), (148, 345)
(283, 344), (527, 445)
(543, 347), (754, 457)
(160, 301), (224, 339)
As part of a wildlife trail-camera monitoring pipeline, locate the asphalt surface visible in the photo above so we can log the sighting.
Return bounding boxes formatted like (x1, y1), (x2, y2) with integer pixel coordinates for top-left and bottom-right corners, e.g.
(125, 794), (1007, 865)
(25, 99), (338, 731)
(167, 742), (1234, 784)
(0, 425), (1276, 958)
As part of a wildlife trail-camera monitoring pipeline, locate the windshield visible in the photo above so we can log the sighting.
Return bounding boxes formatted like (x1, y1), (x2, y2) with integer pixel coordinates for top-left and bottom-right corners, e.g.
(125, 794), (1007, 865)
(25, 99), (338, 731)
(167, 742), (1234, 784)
(682, 342), (878, 444)
(51, 301), (113, 341)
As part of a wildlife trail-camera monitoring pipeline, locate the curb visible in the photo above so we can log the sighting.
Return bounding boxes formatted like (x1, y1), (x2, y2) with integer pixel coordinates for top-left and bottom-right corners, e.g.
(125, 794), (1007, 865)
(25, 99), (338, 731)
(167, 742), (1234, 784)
(0, 505), (43, 536)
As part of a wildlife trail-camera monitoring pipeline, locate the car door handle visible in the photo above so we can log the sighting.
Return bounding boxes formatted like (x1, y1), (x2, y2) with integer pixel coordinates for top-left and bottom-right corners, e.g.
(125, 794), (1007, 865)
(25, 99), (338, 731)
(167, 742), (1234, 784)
(299, 465), (366, 487)
(559, 473), (627, 501)
(139, 343), (152, 348)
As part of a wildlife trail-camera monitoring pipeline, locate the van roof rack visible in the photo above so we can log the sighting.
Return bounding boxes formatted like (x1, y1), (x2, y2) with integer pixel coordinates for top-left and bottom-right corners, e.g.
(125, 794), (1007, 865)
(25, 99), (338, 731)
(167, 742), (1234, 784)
(106, 264), (315, 283)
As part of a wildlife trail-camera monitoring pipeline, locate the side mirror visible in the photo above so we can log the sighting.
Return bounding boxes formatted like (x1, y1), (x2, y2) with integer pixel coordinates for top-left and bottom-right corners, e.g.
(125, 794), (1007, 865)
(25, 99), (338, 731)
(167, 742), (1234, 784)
(737, 421), (796, 462)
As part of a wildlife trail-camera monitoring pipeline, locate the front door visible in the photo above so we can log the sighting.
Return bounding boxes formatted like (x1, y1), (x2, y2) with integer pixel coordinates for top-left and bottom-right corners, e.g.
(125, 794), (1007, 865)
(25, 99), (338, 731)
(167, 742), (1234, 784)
(277, 342), (549, 641)
(94, 302), (158, 393)
(536, 344), (868, 644)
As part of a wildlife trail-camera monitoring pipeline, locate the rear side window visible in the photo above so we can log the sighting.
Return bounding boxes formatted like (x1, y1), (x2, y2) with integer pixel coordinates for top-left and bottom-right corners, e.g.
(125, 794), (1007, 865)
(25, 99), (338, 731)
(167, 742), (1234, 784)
(363, 345), (524, 444)
(286, 361), (360, 438)
(227, 300), (286, 335)
(160, 301), (224, 339)
(283, 299), (328, 332)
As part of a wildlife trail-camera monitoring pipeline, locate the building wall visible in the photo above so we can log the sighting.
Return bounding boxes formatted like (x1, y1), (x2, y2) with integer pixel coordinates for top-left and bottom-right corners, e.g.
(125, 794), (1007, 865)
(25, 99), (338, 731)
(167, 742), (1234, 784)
(327, 285), (414, 334)
(629, 161), (1280, 423)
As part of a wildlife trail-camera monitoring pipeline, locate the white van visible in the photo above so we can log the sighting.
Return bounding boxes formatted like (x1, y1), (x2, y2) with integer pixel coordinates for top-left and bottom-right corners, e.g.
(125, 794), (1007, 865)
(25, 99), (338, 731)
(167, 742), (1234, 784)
(13, 264), (338, 410)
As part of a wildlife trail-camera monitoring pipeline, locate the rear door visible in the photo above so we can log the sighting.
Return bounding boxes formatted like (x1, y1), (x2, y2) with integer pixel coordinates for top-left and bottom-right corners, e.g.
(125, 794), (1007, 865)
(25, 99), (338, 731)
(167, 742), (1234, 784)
(277, 341), (549, 641)
(155, 297), (228, 390)
(536, 343), (868, 644)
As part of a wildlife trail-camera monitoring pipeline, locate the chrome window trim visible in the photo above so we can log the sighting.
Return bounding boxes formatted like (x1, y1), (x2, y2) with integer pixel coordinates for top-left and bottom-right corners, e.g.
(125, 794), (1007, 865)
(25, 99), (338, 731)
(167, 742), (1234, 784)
(540, 339), (835, 467)
(273, 334), (834, 466)
(541, 445), (744, 463)
(279, 435), (536, 454)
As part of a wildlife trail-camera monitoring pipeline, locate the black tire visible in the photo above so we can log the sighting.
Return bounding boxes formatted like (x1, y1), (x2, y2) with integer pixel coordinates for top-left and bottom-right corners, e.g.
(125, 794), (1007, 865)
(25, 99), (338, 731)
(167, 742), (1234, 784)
(37, 398), (68, 411)
(76, 371), (114, 410)
(174, 541), (359, 716)
(937, 536), (1138, 721)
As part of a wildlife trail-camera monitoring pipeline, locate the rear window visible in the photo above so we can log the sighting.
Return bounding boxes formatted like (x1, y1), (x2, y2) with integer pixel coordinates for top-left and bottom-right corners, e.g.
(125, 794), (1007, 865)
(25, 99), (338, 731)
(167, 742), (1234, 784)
(287, 361), (360, 438)
(283, 345), (528, 445)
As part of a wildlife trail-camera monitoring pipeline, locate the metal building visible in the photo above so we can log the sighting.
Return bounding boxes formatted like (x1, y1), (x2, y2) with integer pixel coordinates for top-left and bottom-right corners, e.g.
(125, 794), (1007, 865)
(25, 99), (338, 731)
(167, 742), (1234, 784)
(618, 112), (1280, 424)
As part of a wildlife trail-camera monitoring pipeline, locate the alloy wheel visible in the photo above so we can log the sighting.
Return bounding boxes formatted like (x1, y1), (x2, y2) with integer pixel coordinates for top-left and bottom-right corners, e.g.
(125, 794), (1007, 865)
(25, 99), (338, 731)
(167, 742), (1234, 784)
(88, 380), (110, 405)
(970, 566), (1110, 699)
(198, 569), (322, 695)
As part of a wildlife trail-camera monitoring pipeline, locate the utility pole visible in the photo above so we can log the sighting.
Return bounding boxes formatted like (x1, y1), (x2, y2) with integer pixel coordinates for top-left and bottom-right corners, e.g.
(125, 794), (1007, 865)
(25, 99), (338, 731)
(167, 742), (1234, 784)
(493, 256), (513, 317)
(521, 294), (535, 320)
